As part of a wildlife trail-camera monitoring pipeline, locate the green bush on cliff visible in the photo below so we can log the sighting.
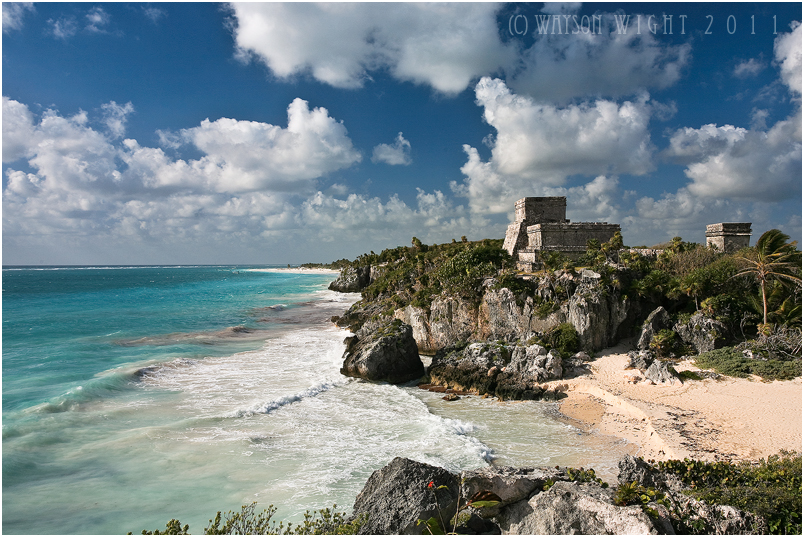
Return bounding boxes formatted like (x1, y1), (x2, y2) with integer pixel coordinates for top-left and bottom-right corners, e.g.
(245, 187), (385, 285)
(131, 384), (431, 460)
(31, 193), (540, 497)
(650, 452), (802, 534)
(541, 323), (579, 358)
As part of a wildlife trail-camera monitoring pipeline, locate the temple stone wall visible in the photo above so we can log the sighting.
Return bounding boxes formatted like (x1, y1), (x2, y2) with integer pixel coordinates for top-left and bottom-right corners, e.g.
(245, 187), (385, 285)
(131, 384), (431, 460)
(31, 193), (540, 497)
(527, 223), (620, 259)
(706, 223), (751, 253)
(503, 196), (621, 270)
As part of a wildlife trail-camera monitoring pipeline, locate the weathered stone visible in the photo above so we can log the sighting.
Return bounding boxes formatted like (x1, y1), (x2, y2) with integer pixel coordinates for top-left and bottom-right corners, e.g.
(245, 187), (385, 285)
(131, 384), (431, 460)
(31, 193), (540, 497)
(351, 457), (459, 535)
(674, 312), (729, 354)
(627, 349), (655, 371)
(328, 266), (371, 293)
(645, 360), (679, 385)
(497, 481), (659, 535)
(460, 466), (566, 517)
(637, 307), (672, 350)
(341, 320), (424, 384)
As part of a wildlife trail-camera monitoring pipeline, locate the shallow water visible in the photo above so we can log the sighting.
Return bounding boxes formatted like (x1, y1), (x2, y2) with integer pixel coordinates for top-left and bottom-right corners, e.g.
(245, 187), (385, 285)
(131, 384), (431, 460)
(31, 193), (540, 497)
(3, 266), (627, 534)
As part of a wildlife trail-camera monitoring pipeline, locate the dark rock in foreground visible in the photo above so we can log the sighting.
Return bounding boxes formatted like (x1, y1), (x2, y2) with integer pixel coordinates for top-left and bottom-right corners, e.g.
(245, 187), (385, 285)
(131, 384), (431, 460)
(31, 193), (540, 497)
(328, 266), (371, 293)
(340, 320), (424, 384)
(351, 457), (459, 535)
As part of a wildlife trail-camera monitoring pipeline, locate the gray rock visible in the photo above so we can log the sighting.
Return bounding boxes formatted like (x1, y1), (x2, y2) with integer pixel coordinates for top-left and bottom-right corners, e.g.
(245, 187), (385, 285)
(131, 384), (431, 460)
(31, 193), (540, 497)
(341, 320), (424, 384)
(497, 481), (659, 535)
(627, 349), (655, 370)
(460, 466), (565, 517)
(351, 457), (459, 535)
(674, 312), (729, 354)
(637, 307), (672, 350)
(328, 266), (371, 292)
(644, 360), (679, 385)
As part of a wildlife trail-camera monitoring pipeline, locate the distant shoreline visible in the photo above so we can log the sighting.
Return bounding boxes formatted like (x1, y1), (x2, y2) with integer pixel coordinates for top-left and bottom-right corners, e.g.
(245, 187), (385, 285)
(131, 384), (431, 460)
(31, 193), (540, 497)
(245, 267), (340, 275)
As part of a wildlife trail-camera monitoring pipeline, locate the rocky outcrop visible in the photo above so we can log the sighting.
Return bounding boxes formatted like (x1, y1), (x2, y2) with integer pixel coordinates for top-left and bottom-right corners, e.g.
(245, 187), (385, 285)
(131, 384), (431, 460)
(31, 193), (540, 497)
(497, 480), (659, 535)
(426, 342), (570, 400)
(674, 312), (729, 354)
(644, 360), (679, 385)
(328, 266), (371, 292)
(340, 320), (424, 384)
(350, 456), (765, 536)
(638, 307), (672, 350)
(351, 457), (459, 535)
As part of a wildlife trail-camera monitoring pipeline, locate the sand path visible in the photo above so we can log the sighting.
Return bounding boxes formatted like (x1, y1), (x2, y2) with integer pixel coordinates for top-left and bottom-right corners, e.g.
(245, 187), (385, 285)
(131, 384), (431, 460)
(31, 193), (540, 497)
(546, 341), (802, 463)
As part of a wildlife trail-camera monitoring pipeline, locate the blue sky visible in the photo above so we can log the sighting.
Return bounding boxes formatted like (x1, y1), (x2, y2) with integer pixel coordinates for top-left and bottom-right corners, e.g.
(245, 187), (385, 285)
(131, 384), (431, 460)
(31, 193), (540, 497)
(2, 2), (801, 265)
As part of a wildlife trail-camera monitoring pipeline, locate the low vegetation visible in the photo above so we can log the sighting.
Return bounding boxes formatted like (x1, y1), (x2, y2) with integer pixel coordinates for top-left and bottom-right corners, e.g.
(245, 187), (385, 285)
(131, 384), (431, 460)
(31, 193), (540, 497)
(648, 451), (802, 534)
(131, 503), (365, 535)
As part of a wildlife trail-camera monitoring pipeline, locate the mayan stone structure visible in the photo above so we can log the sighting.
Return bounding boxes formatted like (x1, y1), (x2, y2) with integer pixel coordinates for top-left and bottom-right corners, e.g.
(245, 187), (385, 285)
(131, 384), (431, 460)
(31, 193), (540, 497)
(503, 197), (620, 271)
(706, 223), (752, 253)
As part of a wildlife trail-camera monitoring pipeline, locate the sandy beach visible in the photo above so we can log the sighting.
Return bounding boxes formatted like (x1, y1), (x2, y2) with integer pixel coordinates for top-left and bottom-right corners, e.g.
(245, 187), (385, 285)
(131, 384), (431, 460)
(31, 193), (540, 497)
(246, 267), (341, 275)
(547, 340), (802, 463)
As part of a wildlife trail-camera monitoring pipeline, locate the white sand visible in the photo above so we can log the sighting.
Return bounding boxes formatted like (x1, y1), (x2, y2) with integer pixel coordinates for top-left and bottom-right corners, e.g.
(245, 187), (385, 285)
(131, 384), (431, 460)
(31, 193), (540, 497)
(246, 267), (340, 275)
(548, 341), (802, 463)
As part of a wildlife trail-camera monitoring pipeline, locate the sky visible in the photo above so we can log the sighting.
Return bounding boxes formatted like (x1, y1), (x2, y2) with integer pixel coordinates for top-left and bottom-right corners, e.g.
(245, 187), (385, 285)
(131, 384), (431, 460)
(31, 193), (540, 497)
(2, 2), (802, 265)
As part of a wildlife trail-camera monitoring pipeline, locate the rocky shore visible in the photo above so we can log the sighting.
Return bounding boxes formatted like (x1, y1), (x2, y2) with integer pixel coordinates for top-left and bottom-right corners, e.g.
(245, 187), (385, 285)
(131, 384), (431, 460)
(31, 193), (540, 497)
(344, 455), (765, 534)
(326, 258), (801, 534)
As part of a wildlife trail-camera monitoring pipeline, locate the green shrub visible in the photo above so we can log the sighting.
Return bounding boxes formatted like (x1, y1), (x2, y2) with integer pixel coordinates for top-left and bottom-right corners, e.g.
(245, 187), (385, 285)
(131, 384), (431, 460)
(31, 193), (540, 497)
(133, 503), (365, 536)
(695, 347), (801, 380)
(649, 329), (679, 356)
(542, 323), (579, 358)
(651, 452), (802, 535)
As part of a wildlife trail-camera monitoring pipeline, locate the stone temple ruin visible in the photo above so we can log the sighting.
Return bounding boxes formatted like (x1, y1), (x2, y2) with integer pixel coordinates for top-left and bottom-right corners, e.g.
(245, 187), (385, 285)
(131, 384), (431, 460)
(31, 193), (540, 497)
(705, 222), (752, 253)
(503, 197), (620, 271)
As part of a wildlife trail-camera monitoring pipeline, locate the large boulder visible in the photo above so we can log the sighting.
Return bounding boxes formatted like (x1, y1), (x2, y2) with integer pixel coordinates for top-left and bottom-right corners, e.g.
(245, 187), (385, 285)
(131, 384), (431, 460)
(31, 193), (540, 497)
(497, 480), (660, 535)
(644, 360), (679, 385)
(341, 320), (424, 384)
(674, 312), (729, 354)
(328, 266), (371, 293)
(351, 457), (459, 535)
(637, 307), (672, 350)
(459, 466), (567, 517)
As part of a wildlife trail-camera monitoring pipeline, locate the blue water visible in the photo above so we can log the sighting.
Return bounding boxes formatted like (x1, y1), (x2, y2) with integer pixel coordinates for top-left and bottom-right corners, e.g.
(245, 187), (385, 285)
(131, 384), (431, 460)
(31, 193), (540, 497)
(3, 266), (630, 534)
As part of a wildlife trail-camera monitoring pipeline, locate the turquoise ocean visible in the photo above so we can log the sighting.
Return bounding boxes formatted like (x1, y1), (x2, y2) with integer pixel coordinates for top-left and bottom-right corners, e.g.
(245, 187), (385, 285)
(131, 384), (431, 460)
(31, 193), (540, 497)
(2, 266), (628, 534)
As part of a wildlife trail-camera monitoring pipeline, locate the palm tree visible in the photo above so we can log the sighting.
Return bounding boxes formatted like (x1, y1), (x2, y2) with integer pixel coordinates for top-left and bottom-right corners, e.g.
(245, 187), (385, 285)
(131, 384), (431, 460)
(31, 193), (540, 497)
(733, 229), (802, 326)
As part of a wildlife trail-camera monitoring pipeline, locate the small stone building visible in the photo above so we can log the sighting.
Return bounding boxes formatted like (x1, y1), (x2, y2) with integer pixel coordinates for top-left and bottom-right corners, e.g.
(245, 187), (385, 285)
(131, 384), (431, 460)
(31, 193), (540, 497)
(503, 197), (620, 271)
(705, 223), (752, 253)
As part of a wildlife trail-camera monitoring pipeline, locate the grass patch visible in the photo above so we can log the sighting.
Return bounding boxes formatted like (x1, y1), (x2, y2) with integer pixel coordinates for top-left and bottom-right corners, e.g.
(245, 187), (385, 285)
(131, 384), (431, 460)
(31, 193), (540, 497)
(694, 347), (801, 380)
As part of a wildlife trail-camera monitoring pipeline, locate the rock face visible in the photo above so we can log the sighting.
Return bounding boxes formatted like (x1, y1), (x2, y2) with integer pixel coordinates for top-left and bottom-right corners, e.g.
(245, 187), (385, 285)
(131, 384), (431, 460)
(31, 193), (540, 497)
(351, 457), (459, 535)
(338, 267), (656, 359)
(674, 312), (729, 354)
(341, 320), (424, 384)
(350, 455), (767, 536)
(644, 360), (679, 385)
(637, 307), (672, 350)
(427, 342), (572, 400)
(497, 480), (659, 535)
(328, 266), (371, 292)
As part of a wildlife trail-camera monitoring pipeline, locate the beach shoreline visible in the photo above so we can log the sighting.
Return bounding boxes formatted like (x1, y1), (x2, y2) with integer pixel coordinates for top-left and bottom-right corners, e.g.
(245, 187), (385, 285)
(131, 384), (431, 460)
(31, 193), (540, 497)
(547, 340), (802, 463)
(246, 267), (341, 275)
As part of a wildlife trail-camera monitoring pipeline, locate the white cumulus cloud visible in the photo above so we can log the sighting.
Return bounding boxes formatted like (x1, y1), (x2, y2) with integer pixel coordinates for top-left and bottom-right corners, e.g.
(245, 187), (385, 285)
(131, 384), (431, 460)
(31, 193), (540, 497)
(455, 78), (655, 214)
(372, 132), (412, 165)
(508, 14), (690, 103)
(774, 20), (802, 96)
(227, 2), (515, 94)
